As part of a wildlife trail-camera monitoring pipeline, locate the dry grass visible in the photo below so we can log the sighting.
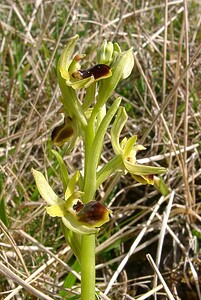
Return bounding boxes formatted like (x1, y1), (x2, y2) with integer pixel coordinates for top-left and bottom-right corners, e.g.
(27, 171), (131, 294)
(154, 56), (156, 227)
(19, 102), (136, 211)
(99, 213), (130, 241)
(0, 0), (201, 299)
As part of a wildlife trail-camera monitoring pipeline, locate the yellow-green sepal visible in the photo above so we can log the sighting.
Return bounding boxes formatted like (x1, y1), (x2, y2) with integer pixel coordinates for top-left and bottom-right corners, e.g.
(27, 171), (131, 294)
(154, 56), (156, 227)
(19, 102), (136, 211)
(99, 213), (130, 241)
(57, 34), (79, 80)
(32, 168), (63, 206)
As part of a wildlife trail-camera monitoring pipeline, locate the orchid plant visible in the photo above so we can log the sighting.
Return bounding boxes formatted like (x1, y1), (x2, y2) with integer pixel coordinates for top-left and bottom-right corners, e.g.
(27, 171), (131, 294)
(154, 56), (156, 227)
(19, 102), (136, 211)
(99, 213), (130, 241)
(32, 35), (166, 300)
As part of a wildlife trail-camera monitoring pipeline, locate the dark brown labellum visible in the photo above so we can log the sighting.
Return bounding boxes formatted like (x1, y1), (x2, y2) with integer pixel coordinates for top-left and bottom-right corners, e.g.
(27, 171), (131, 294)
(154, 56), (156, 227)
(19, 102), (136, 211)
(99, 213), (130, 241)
(51, 122), (74, 146)
(77, 201), (109, 225)
(72, 64), (111, 80)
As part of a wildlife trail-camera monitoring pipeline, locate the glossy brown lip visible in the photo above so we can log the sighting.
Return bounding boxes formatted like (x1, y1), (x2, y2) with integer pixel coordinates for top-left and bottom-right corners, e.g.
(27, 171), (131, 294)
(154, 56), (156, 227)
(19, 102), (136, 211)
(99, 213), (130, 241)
(72, 64), (111, 80)
(77, 201), (110, 225)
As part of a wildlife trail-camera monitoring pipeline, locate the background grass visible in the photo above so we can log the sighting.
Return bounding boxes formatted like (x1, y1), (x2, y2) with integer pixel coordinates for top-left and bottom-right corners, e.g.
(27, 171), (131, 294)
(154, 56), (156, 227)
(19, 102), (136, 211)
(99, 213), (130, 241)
(0, 0), (201, 299)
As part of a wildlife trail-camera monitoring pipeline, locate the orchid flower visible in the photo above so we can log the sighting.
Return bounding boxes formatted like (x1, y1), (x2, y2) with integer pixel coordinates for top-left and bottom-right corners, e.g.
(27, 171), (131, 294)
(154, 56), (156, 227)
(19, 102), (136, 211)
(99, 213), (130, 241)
(58, 35), (112, 90)
(111, 107), (166, 184)
(32, 169), (111, 235)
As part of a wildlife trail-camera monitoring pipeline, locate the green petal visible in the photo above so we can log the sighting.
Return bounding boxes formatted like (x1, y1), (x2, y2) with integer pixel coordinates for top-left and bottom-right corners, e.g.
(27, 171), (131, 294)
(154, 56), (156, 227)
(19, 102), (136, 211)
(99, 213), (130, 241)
(124, 144), (146, 164)
(62, 214), (98, 235)
(32, 169), (63, 206)
(124, 160), (166, 176)
(65, 171), (80, 200)
(46, 204), (67, 217)
(123, 135), (138, 157)
(68, 53), (85, 75)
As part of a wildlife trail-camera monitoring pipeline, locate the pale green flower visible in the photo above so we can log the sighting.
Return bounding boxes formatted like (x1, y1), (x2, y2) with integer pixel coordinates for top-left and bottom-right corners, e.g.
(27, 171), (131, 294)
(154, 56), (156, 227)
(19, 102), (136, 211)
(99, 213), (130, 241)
(111, 107), (166, 184)
(58, 35), (112, 90)
(57, 35), (112, 127)
(32, 169), (111, 234)
(120, 136), (166, 184)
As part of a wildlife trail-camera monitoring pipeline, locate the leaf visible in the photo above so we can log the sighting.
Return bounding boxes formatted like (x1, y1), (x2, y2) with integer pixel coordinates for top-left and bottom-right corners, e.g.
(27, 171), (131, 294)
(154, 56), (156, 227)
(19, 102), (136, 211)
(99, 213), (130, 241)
(0, 174), (8, 226)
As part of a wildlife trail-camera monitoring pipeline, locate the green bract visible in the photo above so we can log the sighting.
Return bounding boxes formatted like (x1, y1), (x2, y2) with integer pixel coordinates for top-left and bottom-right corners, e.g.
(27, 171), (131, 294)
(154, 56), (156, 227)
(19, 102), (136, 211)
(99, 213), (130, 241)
(96, 47), (134, 109)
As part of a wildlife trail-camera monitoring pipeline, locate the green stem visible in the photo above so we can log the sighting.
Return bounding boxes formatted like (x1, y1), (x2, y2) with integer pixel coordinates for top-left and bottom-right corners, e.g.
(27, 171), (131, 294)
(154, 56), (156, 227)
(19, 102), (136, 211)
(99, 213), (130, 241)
(58, 76), (87, 128)
(81, 234), (96, 300)
(83, 123), (96, 202)
(81, 103), (97, 300)
(81, 94), (121, 300)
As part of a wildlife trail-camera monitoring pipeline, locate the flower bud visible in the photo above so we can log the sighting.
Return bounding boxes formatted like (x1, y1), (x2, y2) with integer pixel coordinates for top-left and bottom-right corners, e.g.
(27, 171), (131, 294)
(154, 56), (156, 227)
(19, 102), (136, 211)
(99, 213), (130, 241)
(96, 48), (134, 108)
(51, 117), (75, 147)
(97, 40), (114, 65)
(116, 48), (134, 80)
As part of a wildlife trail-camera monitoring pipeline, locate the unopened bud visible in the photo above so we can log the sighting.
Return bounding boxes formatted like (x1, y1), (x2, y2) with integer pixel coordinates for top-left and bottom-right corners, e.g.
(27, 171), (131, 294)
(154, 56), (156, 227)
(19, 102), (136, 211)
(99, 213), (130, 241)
(51, 118), (74, 146)
(97, 40), (114, 65)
